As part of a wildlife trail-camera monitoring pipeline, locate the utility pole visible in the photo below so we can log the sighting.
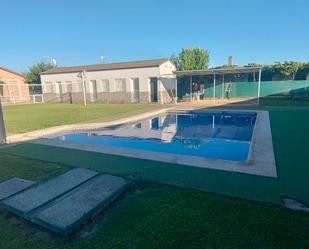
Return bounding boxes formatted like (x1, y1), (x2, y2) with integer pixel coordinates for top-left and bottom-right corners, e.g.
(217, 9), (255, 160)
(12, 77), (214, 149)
(82, 71), (87, 107)
(0, 100), (7, 144)
(77, 71), (87, 107)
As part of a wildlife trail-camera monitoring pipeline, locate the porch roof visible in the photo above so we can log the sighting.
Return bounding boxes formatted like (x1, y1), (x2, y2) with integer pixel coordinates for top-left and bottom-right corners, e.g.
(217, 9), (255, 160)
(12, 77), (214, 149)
(174, 66), (262, 76)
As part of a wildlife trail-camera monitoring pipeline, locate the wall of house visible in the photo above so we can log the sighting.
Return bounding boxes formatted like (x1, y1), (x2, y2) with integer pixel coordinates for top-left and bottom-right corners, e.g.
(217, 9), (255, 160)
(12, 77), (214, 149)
(0, 68), (30, 103)
(41, 61), (176, 104)
(158, 61), (177, 103)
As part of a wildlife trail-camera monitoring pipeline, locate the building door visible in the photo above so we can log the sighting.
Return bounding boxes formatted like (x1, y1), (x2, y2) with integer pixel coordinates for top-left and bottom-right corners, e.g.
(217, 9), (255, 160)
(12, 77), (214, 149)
(89, 80), (97, 103)
(150, 78), (158, 102)
(56, 82), (63, 102)
(65, 82), (73, 104)
(132, 78), (140, 103)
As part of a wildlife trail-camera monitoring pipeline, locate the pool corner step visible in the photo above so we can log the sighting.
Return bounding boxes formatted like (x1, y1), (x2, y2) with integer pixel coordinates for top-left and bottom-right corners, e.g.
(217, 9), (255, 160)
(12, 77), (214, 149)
(1, 168), (98, 217)
(0, 177), (35, 201)
(30, 174), (130, 235)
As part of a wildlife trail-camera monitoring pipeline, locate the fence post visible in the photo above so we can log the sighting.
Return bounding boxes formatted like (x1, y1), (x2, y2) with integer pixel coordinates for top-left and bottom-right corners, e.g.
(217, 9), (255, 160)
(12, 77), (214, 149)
(7, 82), (13, 104)
(0, 100), (7, 144)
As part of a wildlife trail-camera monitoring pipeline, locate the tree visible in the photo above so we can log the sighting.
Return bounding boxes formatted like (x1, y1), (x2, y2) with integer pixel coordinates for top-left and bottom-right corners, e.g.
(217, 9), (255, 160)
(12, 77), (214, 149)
(171, 47), (210, 71)
(26, 62), (55, 84)
(273, 61), (301, 80)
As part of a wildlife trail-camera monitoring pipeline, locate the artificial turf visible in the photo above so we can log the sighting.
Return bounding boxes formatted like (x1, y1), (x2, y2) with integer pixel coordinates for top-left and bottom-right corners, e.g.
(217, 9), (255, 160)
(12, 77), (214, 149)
(0, 154), (308, 249)
(3, 103), (309, 205)
(0, 99), (309, 248)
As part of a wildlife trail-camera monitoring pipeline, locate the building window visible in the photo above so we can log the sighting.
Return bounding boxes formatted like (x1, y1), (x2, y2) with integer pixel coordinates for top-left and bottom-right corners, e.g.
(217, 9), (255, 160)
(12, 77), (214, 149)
(72, 81), (83, 93)
(64, 81), (72, 93)
(115, 78), (126, 92)
(44, 82), (53, 93)
(55, 82), (62, 94)
(98, 79), (110, 92)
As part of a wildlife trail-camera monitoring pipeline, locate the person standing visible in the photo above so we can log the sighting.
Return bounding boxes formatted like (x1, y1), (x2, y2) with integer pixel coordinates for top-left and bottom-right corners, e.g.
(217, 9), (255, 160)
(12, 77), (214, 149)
(225, 83), (232, 99)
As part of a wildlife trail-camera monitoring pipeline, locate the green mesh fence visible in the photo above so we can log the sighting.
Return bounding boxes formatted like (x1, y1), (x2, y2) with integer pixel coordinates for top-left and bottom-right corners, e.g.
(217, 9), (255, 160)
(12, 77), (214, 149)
(179, 80), (309, 99)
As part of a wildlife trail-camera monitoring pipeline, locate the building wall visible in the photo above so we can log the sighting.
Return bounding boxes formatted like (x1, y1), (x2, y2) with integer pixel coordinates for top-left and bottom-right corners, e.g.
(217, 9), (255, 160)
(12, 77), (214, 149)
(40, 61), (177, 104)
(0, 68), (30, 103)
(158, 61), (177, 104)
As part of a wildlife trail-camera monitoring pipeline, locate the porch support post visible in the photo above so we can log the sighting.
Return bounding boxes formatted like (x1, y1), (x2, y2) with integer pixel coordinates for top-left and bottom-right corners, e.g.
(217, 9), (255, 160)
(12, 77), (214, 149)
(213, 73), (216, 103)
(82, 70), (87, 107)
(257, 68), (262, 105)
(190, 75), (193, 102)
(221, 74), (225, 99)
(175, 76), (178, 103)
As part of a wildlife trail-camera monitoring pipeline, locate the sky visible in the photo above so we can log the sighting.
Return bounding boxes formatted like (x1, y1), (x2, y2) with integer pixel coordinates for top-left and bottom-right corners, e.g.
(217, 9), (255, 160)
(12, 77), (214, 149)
(1, 0), (309, 72)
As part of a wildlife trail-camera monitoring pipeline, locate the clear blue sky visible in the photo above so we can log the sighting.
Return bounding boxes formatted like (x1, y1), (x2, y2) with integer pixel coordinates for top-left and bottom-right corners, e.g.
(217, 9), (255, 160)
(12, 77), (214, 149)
(1, 0), (308, 72)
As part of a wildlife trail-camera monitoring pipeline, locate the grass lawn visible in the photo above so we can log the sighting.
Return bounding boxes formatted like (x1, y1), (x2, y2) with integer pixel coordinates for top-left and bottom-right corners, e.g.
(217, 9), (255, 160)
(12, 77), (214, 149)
(259, 97), (309, 106)
(0, 153), (308, 249)
(3, 103), (166, 134)
(0, 99), (309, 248)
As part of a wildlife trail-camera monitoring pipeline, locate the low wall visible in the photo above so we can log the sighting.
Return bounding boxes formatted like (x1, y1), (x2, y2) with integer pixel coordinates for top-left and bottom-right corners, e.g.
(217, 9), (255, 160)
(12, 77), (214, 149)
(43, 88), (177, 104)
(43, 92), (152, 104)
(139, 92), (150, 103)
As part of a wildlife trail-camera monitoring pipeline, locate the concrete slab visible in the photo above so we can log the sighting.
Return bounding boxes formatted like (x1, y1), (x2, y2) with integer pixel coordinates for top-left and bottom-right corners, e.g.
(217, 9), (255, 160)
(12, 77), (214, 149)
(0, 178), (35, 200)
(2, 168), (98, 216)
(31, 174), (129, 235)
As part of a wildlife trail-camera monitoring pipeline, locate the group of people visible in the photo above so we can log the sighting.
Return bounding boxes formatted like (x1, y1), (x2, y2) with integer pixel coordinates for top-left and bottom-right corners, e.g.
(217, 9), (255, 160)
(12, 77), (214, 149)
(192, 82), (232, 99)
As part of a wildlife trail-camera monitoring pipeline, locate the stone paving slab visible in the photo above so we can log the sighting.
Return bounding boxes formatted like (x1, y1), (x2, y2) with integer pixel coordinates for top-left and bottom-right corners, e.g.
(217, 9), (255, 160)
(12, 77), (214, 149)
(2, 168), (98, 216)
(0, 178), (35, 200)
(31, 174), (129, 235)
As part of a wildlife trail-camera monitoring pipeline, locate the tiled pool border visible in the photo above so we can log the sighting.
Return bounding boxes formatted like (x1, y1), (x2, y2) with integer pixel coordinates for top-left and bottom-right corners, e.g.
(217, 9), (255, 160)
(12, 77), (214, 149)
(30, 109), (277, 178)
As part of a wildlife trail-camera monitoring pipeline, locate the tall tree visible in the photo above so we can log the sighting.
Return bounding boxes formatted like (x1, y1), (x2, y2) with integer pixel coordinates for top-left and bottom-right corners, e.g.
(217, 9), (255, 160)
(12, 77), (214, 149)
(26, 62), (55, 84)
(171, 47), (210, 71)
(273, 61), (301, 80)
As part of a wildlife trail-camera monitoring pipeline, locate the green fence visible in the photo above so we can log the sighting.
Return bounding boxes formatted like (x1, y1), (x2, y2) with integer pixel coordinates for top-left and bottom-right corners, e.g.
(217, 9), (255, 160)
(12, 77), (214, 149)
(180, 80), (309, 99)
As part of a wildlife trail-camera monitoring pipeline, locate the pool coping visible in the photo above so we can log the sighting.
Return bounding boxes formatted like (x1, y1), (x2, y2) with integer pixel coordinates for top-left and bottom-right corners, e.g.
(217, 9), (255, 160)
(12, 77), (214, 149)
(29, 109), (277, 178)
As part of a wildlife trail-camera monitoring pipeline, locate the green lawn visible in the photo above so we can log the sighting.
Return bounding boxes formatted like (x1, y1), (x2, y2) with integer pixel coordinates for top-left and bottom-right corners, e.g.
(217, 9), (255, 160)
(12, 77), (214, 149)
(3, 103), (166, 134)
(259, 97), (309, 106)
(0, 154), (308, 249)
(0, 99), (309, 248)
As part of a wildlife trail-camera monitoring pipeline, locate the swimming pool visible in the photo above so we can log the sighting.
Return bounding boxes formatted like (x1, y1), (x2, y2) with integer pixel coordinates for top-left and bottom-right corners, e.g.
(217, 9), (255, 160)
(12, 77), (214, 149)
(56, 111), (257, 161)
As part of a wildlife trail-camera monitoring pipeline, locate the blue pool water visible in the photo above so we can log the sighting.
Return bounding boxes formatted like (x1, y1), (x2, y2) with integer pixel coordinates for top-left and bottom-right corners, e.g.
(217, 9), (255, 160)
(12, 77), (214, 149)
(56, 111), (257, 161)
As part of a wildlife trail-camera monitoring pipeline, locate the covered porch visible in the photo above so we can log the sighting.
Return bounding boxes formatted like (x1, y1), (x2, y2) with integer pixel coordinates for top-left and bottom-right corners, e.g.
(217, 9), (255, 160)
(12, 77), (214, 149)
(174, 67), (262, 105)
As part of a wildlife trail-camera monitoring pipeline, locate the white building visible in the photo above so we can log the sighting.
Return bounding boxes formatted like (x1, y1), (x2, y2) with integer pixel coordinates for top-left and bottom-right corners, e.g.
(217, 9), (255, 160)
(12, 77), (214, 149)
(40, 58), (176, 104)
